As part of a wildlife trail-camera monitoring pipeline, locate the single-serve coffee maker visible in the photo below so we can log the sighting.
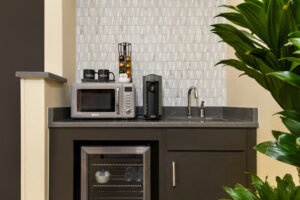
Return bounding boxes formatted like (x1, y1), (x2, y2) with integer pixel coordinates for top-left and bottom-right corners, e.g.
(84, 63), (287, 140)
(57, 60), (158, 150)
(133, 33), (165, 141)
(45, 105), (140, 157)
(143, 74), (162, 120)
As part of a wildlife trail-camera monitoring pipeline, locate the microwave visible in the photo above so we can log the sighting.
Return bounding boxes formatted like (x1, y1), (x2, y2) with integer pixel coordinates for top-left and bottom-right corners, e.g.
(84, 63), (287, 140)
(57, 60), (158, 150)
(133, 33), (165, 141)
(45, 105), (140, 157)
(71, 83), (136, 118)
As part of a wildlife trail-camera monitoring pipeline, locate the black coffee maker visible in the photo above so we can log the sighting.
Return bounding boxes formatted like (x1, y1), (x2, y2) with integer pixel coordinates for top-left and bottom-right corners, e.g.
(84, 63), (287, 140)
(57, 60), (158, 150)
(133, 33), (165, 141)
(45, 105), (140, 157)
(143, 74), (162, 120)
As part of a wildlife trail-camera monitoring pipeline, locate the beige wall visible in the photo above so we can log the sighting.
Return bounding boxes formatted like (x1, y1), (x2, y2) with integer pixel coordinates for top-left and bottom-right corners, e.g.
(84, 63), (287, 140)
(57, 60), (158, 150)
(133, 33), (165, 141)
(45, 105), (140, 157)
(62, 0), (76, 85)
(228, 0), (297, 185)
(45, 0), (76, 102)
(45, 0), (63, 76)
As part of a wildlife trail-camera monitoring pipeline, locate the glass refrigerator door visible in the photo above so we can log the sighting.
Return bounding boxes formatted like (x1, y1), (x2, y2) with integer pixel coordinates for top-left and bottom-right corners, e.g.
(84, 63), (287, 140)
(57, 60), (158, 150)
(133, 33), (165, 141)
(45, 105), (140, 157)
(81, 147), (151, 200)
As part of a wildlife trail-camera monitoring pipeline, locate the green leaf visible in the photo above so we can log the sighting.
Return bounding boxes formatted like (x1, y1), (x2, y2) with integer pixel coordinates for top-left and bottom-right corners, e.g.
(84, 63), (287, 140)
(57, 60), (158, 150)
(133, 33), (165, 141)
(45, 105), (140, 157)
(278, 134), (299, 152)
(212, 23), (281, 72)
(216, 12), (249, 29)
(212, 24), (256, 48)
(263, 72), (300, 112)
(290, 0), (300, 26)
(279, 57), (300, 71)
(247, 49), (281, 70)
(281, 1), (299, 34)
(263, 0), (271, 11)
(289, 31), (300, 38)
(277, 2), (298, 57)
(276, 174), (295, 199)
(245, 0), (264, 8)
(280, 57), (300, 63)
(251, 173), (276, 200)
(293, 187), (300, 199)
(282, 117), (300, 137)
(254, 57), (275, 73)
(280, 43), (296, 71)
(281, 174), (295, 190)
(240, 30), (266, 48)
(268, 71), (300, 88)
(276, 81), (300, 112)
(291, 63), (300, 72)
(293, 50), (300, 54)
(267, 0), (284, 56)
(216, 59), (268, 89)
(219, 4), (239, 12)
(255, 134), (300, 167)
(277, 110), (300, 122)
(272, 130), (288, 141)
(220, 172), (300, 200)
(234, 51), (261, 71)
(223, 185), (259, 200)
(289, 38), (300, 49)
(237, 2), (270, 45)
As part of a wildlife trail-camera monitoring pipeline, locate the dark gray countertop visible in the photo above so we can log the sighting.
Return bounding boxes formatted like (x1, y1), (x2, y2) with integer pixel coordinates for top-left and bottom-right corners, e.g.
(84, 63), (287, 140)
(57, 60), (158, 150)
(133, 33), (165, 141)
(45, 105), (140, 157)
(16, 71), (67, 83)
(48, 107), (259, 128)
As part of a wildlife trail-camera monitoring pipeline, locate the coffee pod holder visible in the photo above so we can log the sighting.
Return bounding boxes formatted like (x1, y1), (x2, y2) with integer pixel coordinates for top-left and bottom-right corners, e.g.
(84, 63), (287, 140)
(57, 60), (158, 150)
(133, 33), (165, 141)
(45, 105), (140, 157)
(118, 42), (132, 83)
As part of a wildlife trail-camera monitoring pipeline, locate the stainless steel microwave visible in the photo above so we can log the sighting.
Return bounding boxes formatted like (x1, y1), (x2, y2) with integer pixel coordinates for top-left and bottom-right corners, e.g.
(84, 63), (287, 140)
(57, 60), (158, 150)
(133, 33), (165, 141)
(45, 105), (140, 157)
(71, 83), (136, 118)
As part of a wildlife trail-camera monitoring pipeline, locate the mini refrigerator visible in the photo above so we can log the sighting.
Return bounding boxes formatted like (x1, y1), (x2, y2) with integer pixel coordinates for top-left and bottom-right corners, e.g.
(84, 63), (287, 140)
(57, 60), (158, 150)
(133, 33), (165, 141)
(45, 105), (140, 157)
(81, 146), (151, 200)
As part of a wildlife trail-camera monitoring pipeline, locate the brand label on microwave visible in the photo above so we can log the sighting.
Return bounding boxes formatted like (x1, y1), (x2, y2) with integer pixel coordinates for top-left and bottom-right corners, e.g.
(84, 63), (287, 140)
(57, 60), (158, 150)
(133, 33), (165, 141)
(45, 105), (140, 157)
(91, 113), (100, 117)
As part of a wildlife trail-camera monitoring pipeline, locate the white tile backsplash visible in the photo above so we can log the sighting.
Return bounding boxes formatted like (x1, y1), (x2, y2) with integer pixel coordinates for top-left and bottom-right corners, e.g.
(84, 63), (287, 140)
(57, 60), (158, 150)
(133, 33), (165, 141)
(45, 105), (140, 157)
(76, 0), (227, 106)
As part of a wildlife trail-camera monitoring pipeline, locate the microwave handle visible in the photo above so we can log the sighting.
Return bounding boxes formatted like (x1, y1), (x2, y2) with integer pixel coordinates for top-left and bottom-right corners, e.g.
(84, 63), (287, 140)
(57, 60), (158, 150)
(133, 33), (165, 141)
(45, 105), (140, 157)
(116, 87), (120, 114)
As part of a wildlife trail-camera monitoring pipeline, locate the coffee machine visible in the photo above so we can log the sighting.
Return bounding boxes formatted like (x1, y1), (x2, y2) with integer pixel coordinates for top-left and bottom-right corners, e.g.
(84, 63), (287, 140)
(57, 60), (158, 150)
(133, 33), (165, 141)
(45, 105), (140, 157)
(143, 74), (162, 120)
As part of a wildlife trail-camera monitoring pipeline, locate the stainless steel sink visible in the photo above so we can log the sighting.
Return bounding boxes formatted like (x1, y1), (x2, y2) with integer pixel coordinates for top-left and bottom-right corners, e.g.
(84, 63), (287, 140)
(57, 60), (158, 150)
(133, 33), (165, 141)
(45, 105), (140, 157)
(163, 116), (226, 122)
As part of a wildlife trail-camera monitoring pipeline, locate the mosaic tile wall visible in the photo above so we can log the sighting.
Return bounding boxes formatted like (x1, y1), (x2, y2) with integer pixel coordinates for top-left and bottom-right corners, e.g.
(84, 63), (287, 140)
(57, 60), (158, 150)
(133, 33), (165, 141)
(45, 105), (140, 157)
(76, 0), (227, 106)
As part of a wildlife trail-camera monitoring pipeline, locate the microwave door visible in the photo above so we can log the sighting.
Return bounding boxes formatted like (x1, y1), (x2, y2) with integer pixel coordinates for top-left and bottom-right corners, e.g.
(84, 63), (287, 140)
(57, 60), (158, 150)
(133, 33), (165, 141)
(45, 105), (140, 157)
(79, 89), (115, 112)
(77, 88), (121, 118)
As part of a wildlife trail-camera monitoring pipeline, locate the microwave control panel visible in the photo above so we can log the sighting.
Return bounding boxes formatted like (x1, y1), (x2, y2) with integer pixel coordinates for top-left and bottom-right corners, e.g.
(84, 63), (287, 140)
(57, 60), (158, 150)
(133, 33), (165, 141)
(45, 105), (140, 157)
(122, 83), (135, 118)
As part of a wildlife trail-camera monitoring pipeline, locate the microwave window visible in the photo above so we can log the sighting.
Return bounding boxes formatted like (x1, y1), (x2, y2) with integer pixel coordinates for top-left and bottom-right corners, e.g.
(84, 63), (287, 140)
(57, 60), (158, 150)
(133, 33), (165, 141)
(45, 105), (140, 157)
(78, 89), (115, 112)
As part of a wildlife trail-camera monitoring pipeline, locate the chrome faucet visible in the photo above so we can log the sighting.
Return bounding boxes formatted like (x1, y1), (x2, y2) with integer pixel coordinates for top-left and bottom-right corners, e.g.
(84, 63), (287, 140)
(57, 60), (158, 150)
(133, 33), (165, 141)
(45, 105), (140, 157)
(187, 87), (199, 118)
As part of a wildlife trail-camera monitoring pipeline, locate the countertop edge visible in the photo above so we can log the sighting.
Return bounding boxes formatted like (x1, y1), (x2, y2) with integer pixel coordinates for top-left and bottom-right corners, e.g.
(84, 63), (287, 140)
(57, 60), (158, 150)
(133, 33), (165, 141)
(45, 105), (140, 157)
(16, 71), (67, 83)
(48, 107), (259, 128)
(48, 121), (259, 128)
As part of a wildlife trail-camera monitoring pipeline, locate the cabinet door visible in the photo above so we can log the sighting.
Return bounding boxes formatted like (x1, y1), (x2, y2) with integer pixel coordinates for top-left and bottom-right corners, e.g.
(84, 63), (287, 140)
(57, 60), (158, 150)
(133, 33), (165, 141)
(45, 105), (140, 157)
(166, 152), (246, 200)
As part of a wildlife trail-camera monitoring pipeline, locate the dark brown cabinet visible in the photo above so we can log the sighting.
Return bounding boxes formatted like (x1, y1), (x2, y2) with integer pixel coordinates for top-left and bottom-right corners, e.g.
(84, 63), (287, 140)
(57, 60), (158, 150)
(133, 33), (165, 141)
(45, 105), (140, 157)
(165, 152), (247, 200)
(49, 127), (256, 200)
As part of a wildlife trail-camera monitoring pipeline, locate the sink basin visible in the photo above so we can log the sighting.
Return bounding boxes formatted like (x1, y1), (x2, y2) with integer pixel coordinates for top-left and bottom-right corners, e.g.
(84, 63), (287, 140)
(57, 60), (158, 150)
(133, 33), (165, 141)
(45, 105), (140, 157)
(163, 116), (226, 122)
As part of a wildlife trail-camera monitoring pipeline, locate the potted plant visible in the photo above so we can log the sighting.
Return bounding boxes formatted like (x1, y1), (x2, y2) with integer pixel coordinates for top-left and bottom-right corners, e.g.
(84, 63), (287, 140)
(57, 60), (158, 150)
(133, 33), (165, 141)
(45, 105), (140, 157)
(211, 0), (300, 198)
(222, 174), (300, 199)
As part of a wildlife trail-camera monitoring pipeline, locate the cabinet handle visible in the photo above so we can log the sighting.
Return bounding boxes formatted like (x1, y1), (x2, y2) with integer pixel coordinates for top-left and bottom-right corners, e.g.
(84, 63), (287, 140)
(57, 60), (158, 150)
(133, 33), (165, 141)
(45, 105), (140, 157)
(172, 161), (176, 187)
(116, 88), (120, 114)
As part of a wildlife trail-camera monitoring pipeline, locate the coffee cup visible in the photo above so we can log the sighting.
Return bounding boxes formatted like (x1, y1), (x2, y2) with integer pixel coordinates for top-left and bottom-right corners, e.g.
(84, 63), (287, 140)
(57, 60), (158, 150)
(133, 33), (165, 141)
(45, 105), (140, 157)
(83, 69), (96, 80)
(98, 69), (115, 82)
